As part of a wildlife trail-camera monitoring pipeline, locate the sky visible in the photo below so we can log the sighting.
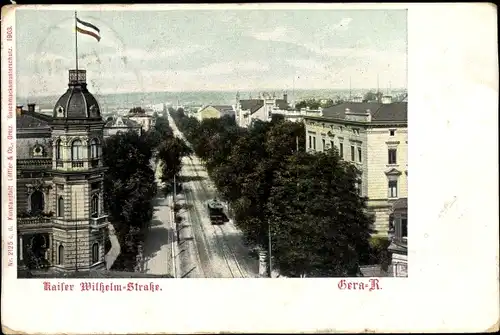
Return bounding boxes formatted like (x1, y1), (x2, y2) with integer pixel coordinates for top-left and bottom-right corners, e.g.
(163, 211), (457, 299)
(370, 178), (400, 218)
(16, 7), (407, 96)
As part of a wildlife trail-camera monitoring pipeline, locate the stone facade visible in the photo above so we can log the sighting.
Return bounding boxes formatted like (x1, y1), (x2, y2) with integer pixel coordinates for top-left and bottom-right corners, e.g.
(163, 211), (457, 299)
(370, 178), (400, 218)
(17, 69), (109, 275)
(198, 105), (235, 122)
(304, 100), (408, 236)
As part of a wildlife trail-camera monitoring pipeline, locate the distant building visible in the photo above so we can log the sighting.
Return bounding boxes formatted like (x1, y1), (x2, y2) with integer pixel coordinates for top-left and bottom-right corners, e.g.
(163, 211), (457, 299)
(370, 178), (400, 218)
(303, 97), (408, 237)
(128, 108), (154, 132)
(235, 92), (289, 127)
(197, 105), (235, 122)
(104, 116), (142, 138)
(16, 69), (109, 276)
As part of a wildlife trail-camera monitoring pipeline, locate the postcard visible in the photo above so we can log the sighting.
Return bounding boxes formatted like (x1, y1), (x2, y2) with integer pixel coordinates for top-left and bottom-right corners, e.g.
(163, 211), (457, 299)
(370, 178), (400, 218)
(1, 3), (498, 334)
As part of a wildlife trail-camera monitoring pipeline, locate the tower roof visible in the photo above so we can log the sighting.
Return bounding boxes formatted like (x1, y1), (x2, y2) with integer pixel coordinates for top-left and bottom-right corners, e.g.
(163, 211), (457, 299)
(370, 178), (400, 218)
(53, 69), (102, 120)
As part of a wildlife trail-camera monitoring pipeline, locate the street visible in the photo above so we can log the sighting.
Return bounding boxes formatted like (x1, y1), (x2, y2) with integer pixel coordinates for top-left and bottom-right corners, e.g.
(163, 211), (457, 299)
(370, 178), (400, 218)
(168, 113), (260, 278)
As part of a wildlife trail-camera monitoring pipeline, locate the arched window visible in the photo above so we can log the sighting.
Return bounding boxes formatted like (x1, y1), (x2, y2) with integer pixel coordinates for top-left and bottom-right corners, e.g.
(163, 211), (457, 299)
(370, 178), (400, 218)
(92, 243), (99, 264)
(57, 196), (64, 217)
(30, 190), (44, 214)
(91, 194), (99, 218)
(90, 139), (99, 158)
(71, 139), (83, 160)
(58, 245), (64, 265)
(55, 139), (62, 160)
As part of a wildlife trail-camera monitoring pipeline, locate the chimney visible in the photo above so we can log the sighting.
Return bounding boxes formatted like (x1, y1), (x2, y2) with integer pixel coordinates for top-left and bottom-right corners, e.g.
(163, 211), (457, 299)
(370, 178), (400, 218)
(16, 105), (23, 115)
(381, 95), (393, 104)
(345, 108), (351, 115)
(365, 109), (372, 122)
(28, 103), (35, 113)
(283, 92), (288, 102)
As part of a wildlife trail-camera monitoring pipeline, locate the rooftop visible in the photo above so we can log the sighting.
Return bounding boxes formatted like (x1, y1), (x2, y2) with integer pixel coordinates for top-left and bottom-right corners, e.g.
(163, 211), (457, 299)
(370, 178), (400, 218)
(105, 116), (142, 128)
(239, 99), (264, 114)
(52, 69), (102, 120)
(316, 102), (407, 123)
(16, 109), (52, 130)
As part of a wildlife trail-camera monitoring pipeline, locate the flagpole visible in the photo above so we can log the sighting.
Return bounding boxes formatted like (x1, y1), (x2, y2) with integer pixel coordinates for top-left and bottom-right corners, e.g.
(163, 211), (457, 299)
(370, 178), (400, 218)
(75, 11), (79, 81)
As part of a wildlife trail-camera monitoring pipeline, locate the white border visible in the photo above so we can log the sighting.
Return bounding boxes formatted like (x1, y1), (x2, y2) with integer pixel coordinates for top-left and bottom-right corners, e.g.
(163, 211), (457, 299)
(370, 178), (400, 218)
(2, 3), (499, 334)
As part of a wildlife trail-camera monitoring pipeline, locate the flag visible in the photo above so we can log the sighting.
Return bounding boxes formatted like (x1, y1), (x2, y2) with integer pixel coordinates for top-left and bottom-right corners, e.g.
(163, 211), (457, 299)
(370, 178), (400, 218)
(76, 17), (101, 42)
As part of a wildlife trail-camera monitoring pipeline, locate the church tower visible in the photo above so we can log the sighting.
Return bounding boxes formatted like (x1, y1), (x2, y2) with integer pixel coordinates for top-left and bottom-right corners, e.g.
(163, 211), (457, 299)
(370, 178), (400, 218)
(49, 69), (108, 272)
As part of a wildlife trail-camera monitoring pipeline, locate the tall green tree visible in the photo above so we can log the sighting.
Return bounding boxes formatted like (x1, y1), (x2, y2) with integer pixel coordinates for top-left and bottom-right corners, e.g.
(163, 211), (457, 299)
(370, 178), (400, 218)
(157, 135), (192, 184)
(102, 131), (157, 231)
(267, 149), (374, 277)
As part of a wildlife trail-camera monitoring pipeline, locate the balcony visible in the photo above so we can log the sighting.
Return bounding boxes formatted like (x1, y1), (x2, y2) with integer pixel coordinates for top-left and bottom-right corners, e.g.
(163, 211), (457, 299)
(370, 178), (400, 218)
(90, 215), (108, 230)
(54, 159), (100, 169)
(18, 158), (52, 169)
(18, 216), (52, 229)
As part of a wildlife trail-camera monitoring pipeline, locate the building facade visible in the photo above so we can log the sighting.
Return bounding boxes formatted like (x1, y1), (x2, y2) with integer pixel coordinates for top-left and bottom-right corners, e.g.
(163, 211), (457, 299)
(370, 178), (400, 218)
(235, 92), (289, 128)
(104, 116), (142, 139)
(128, 109), (154, 132)
(17, 69), (109, 275)
(303, 98), (408, 236)
(197, 105), (236, 122)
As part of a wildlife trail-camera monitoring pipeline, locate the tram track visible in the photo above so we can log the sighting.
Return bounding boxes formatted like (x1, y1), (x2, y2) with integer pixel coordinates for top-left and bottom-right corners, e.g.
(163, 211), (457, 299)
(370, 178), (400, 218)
(189, 158), (246, 278)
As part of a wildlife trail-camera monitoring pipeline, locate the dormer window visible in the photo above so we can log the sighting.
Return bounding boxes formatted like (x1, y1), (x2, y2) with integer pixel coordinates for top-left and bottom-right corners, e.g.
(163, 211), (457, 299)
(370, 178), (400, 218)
(57, 106), (64, 116)
(89, 105), (98, 117)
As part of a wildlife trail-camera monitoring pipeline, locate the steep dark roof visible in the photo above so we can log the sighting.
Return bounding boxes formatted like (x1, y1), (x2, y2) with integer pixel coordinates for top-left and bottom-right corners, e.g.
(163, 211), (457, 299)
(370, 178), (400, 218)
(211, 105), (234, 112)
(321, 102), (407, 123)
(240, 99), (264, 114)
(16, 110), (51, 129)
(53, 86), (102, 119)
(371, 102), (408, 122)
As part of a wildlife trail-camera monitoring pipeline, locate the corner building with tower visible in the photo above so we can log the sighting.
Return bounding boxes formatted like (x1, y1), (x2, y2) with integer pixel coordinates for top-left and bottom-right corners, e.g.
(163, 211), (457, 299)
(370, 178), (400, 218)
(16, 69), (109, 274)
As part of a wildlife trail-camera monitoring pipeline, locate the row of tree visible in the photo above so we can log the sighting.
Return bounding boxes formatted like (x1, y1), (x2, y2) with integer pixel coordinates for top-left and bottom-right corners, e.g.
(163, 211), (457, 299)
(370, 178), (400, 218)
(170, 109), (376, 277)
(102, 126), (158, 271)
(103, 108), (190, 271)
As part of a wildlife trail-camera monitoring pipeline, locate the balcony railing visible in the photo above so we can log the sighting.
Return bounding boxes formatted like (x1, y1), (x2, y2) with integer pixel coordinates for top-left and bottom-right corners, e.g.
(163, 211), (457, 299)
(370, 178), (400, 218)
(18, 158), (52, 169)
(18, 217), (52, 229)
(90, 215), (108, 229)
(54, 159), (100, 169)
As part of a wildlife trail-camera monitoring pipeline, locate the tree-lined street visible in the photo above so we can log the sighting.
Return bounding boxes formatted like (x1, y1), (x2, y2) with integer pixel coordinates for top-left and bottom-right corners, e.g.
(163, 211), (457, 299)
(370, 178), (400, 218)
(167, 113), (259, 278)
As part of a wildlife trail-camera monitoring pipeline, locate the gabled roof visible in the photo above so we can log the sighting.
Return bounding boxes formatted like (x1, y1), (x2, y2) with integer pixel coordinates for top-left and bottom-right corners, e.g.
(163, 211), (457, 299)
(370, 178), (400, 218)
(240, 99), (264, 114)
(320, 102), (407, 123)
(105, 116), (141, 128)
